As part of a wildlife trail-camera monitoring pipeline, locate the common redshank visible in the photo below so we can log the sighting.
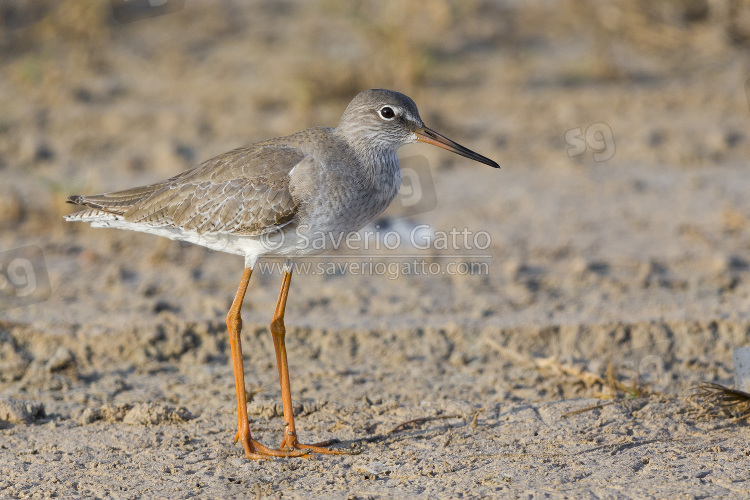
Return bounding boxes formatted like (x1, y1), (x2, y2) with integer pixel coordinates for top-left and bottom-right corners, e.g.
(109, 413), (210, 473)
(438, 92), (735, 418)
(65, 89), (499, 459)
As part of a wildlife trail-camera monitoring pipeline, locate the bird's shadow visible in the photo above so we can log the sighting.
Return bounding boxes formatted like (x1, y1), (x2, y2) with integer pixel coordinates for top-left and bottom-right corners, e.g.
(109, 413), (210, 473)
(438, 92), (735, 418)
(326, 415), (469, 454)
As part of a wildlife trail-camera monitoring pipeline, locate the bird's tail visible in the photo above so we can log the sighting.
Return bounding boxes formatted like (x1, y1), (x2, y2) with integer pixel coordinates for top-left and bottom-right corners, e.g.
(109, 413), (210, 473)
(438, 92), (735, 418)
(64, 183), (169, 221)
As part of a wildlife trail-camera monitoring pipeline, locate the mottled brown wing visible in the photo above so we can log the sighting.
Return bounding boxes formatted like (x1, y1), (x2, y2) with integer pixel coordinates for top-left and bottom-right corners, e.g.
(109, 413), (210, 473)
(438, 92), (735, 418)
(67, 144), (305, 236)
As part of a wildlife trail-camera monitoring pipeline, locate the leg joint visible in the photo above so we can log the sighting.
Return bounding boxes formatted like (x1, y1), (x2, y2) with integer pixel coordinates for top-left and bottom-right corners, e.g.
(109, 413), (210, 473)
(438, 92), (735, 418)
(227, 308), (242, 331)
(270, 317), (285, 335)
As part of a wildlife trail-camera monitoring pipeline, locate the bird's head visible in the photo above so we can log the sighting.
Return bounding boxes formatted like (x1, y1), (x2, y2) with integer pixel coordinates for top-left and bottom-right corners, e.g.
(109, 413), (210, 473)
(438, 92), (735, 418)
(337, 89), (499, 168)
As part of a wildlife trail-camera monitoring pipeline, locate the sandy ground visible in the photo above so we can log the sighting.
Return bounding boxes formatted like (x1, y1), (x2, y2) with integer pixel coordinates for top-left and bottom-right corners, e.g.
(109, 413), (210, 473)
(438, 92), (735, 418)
(2, 1), (750, 498)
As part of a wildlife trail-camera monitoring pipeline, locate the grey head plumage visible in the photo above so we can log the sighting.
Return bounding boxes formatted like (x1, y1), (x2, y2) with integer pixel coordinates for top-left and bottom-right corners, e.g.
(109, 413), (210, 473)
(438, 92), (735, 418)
(336, 89), (499, 168)
(335, 89), (425, 152)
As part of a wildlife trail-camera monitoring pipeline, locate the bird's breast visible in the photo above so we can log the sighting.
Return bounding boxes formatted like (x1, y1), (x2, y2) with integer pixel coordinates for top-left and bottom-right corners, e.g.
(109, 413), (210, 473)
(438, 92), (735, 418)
(298, 153), (401, 236)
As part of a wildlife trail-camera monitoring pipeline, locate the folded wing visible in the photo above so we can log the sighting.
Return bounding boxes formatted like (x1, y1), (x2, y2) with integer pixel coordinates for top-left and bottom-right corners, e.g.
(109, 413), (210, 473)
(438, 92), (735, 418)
(66, 144), (305, 237)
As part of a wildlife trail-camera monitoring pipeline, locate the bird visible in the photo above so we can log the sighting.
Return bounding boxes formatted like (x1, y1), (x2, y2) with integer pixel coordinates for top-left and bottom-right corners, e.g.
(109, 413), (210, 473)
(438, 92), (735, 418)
(65, 89), (499, 459)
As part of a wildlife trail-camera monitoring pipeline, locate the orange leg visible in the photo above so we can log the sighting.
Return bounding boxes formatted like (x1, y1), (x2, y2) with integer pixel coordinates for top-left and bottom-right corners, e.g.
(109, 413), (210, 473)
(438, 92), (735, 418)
(270, 265), (344, 455)
(227, 267), (307, 459)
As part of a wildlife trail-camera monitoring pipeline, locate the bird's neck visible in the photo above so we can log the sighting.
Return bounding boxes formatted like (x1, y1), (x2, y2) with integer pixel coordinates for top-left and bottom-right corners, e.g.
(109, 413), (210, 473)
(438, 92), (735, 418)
(336, 129), (401, 184)
(356, 144), (400, 185)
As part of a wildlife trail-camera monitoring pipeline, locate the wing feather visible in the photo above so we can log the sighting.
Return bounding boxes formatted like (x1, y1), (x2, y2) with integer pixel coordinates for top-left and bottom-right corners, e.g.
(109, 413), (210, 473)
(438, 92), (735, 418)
(66, 143), (306, 236)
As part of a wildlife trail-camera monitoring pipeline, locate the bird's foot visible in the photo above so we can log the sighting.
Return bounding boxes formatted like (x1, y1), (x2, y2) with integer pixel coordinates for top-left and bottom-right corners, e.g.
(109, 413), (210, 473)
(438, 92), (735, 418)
(278, 435), (350, 456)
(234, 429), (310, 460)
(234, 425), (355, 459)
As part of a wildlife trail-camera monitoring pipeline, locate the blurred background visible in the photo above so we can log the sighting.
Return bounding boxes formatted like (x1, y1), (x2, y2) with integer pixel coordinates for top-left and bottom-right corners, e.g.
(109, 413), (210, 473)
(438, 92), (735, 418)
(2, 0), (748, 213)
(1, 0), (750, 379)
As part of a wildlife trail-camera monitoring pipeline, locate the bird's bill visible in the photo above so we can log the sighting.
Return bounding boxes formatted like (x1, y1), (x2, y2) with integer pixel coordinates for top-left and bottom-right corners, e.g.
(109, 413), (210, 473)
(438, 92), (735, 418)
(414, 127), (500, 168)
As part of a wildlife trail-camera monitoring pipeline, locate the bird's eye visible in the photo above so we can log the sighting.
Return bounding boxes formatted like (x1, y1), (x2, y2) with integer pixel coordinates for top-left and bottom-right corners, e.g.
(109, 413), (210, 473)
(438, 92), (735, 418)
(379, 106), (395, 120)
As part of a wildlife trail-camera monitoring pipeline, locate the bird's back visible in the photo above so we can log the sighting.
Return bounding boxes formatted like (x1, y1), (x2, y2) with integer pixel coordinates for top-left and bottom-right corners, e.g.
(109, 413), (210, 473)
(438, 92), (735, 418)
(67, 131), (313, 237)
(65, 126), (401, 253)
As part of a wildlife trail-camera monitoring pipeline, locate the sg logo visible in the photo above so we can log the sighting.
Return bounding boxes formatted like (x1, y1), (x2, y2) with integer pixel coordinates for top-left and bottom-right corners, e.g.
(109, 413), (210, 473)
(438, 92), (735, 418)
(392, 155), (438, 218)
(565, 123), (616, 162)
(0, 245), (51, 312)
